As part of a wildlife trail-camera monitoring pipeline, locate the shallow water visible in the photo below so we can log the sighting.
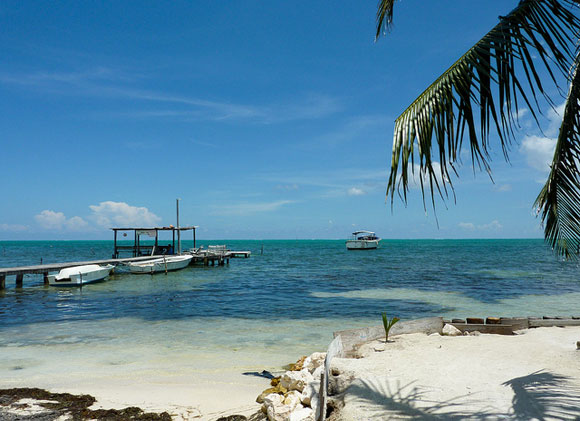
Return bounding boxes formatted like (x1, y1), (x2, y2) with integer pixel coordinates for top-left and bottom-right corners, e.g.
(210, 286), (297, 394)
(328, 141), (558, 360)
(0, 239), (579, 401)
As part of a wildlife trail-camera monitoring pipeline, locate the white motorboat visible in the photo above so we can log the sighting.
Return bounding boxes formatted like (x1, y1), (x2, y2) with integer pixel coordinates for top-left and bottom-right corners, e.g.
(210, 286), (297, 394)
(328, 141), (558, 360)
(127, 255), (193, 274)
(346, 230), (381, 250)
(48, 264), (115, 286)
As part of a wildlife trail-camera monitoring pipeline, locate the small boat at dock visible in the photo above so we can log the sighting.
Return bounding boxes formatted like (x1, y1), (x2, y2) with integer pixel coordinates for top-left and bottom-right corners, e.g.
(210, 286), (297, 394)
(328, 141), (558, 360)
(346, 230), (381, 250)
(126, 255), (193, 274)
(48, 264), (115, 286)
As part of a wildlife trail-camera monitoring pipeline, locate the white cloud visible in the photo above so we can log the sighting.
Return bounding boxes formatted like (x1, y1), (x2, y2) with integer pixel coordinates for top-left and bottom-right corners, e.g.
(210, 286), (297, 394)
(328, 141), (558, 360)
(348, 187), (366, 196)
(406, 162), (449, 190)
(480, 220), (502, 230)
(0, 223), (29, 232)
(458, 222), (475, 230)
(494, 184), (512, 192)
(520, 135), (556, 173)
(66, 216), (89, 231)
(458, 220), (502, 231)
(0, 69), (341, 124)
(35, 210), (88, 231)
(35, 210), (67, 230)
(212, 200), (295, 216)
(89, 201), (161, 227)
(518, 102), (565, 173)
(276, 184), (299, 191)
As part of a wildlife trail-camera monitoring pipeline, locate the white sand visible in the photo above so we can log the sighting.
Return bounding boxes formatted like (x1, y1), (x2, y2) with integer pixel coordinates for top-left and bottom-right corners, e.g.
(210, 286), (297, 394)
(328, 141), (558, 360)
(329, 327), (580, 420)
(4, 326), (579, 420)
(2, 369), (268, 420)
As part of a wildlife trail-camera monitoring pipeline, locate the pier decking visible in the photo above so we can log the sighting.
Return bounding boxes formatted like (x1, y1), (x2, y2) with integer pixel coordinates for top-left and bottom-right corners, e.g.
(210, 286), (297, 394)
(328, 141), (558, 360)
(0, 250), (251, 289)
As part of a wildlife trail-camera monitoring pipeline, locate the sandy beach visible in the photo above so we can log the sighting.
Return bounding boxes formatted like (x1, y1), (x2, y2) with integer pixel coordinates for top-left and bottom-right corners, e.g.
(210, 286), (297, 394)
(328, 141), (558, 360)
(329, 326), (580, 420)
(3, 326), (579, 420)
(0, 357), (270, 420)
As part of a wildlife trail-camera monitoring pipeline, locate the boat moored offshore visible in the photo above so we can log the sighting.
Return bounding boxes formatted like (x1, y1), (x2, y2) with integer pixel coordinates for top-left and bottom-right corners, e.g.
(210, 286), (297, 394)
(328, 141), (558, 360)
(346, 230), (381, 250)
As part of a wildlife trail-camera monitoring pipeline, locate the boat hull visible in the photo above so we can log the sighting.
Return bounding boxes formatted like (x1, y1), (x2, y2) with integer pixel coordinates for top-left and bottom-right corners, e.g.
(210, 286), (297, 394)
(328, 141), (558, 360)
(128, 255), (193, 274)
(48, 264), (114, 286)
(346, 240), (380, 250)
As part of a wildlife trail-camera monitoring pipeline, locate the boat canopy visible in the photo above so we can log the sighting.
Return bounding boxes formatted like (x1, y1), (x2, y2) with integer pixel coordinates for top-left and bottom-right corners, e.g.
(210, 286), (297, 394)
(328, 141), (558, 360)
(352, 230), (375, 235)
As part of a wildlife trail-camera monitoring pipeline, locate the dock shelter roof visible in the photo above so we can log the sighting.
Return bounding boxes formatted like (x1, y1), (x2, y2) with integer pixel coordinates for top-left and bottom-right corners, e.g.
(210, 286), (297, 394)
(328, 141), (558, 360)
(111, 226), (198, 231)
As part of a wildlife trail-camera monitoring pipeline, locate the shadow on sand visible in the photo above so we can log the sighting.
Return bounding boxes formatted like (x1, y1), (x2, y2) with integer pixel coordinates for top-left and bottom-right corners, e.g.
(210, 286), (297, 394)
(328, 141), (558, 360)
(343, 369), (580, 420)
(502, 370), (580, 420)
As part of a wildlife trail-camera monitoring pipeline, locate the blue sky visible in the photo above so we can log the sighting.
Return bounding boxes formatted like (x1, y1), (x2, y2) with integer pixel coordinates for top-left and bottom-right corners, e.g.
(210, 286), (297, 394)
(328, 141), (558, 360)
(0, 0), (566, 240)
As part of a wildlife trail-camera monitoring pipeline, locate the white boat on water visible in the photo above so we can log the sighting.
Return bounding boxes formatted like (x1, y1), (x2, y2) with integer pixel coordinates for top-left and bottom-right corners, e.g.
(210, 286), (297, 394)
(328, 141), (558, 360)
(48, 264), (115, 286)
(127, 255), (193, 274)
(346, 230), (381, 250)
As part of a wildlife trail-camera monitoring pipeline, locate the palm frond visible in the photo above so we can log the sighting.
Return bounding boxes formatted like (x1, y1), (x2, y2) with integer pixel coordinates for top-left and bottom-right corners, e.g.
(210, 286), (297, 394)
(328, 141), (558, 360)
(535, 53), (580, 260)
(386, 0), (580, 211)
(376, 0), (397, 39)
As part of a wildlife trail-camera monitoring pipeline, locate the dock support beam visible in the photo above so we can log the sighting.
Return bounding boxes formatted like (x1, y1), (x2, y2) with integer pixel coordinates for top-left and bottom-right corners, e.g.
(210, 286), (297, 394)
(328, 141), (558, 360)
(0, 274), (5, 290)
(15, 274), (23, 288)
(43, 272), (49, 286)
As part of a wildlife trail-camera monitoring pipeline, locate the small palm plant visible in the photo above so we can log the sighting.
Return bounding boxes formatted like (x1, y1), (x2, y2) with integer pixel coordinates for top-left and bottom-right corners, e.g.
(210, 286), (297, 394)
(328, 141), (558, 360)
(382, 312), (400, 342)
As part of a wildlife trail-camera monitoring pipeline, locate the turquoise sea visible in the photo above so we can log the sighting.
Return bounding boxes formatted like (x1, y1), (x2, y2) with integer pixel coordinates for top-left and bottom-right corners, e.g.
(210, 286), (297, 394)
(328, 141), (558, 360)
(0, 239), (579, 415)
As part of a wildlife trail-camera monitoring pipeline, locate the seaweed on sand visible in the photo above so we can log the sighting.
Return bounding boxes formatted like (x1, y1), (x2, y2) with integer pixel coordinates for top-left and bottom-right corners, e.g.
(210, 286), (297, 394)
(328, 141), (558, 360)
(0, 388), (172, 420)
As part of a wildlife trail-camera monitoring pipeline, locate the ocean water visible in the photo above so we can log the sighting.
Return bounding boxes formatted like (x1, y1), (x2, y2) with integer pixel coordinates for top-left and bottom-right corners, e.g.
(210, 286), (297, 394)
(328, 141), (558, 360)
(0, 239), (579, 412)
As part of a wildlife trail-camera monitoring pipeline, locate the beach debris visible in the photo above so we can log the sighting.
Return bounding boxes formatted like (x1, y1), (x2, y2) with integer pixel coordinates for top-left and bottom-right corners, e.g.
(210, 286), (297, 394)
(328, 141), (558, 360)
(243, 370), (276, 379)
(381, 312), (400, 342)
(216, 416), (248, 421)
(286, 356), (307, 371)
(442, 324), (463, 336)
(0, 388), (172, 420)
(576, 341), (580, 350)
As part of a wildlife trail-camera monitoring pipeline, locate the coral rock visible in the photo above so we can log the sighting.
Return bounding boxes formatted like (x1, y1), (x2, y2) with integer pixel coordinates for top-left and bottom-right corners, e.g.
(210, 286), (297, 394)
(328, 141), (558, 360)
(303, 352), (326, 374)
(263, 392), (302, 421)
(280, 370), (313, 393)
(442, 324), (463, 336)
(288, 406), (314, 421)
(300, 381), (320, 407)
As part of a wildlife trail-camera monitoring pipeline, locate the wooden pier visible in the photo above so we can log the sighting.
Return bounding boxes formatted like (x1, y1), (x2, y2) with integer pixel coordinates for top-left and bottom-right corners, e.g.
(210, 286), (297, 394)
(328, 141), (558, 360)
(0, 250), (251, 289)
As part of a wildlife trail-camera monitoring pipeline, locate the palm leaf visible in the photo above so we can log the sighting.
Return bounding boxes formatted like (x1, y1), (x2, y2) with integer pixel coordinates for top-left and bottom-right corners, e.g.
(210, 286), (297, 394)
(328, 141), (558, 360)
(386, 0), (580, 212)
(535, 53), (580, 259)
(376, 0), (397, 38)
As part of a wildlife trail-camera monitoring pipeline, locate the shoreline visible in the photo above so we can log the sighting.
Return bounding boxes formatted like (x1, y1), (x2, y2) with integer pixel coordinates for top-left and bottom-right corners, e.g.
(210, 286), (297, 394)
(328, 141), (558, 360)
(3, 324), (579, 420)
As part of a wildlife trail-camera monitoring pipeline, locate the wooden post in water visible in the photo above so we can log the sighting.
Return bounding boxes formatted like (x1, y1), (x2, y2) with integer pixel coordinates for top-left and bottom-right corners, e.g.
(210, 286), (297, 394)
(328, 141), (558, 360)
(0, 274), (5, 290)
(15, 274), (23, 288)
(176, 198), (181, 255)
(43, 272), (49, 285)
(113, 230), (118, 258)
